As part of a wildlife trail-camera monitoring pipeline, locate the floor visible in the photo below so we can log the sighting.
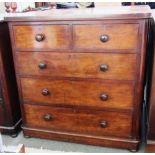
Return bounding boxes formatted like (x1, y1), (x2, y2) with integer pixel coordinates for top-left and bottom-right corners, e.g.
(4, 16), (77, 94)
(1, 131), (146, 153)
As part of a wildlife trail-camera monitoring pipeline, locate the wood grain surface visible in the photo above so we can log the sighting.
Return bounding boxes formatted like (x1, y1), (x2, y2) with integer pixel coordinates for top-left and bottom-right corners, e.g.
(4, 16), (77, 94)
(13, 25), (71, 49)
(24, 104), (132, 138)
(16, 52), (137, 80)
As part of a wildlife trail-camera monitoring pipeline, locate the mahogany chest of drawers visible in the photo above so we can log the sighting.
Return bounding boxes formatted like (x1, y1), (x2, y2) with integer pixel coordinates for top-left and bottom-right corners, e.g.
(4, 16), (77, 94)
(0, 22), (21, 137)
(5, 6), (151, 151)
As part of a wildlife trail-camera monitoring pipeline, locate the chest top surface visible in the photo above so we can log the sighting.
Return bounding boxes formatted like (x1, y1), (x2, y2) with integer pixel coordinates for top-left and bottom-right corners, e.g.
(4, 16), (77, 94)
(4, 5), (151, 22)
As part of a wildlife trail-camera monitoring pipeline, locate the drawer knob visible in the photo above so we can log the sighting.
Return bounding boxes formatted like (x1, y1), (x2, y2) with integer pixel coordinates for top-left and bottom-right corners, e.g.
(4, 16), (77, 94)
(43, 114), (52, 121)
(100, 121), (108, 128)
(35, 34), (45, 42)
(100, 93), (108, 101)
(42, 88), (50, 96)
(38, 62), (47, 69)
(100, 64), (108, 72)
(100, 35), (109, 42)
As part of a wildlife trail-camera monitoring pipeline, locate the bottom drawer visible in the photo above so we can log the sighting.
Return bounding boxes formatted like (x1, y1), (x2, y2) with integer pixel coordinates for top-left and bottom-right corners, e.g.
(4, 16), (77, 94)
(23, 104), (132, 138)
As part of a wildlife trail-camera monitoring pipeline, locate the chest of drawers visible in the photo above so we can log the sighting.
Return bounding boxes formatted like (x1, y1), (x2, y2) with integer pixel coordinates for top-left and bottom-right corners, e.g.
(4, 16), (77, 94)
(5, 6), (151, 151)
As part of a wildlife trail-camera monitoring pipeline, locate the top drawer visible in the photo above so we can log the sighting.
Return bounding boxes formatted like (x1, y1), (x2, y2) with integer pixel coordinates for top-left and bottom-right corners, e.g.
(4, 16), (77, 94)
(74, 24), (139, 50)
(12, 25), (71, 50)
(12, 23), (139, 51)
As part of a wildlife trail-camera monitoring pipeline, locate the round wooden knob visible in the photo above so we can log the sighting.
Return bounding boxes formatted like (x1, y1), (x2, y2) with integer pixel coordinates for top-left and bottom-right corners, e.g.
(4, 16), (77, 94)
(35, 34), (45, 42)
(100, 121), (108, 128)
(38, 62), (47, 69)
(42, 88), (50, 96)
(100, 93), (108, 101)
(100, 64), (108, 72)
(43, 114), (52, 121)
(100, 34), (109, 42)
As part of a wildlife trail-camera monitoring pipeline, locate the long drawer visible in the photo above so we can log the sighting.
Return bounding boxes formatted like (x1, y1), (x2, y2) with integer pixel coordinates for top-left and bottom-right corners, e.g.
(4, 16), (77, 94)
(17, 52), (137, 80)
(24, 104), (132, 138)
(21, 78), (135, 110)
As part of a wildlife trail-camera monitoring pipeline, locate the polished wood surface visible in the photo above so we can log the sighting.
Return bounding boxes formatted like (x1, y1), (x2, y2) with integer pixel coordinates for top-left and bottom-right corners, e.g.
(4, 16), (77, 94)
(13, 25), (71, 49)
(17, 52), (137, 80)
(21, 78), (134, 110)
(21, 78), (134, 109)
(74, 24), (139, 50)
(7, 6), (150, 151)
(24, 104), (132, 138)
(4, 6), (151, 21)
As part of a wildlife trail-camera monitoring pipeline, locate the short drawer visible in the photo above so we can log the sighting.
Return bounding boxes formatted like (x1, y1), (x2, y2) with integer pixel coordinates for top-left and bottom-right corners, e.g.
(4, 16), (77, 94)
(74, 24), (139, 50)
(24, 104), (132, 138)
(21, 78), (135, 110)
(12, 25), (71, 49)
(17, 52), (137, 80)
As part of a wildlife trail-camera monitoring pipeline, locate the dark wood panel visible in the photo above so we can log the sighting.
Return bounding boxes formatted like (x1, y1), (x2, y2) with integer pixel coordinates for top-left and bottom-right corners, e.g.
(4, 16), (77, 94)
(148, 49), (155, 139)
(146, 17), (155, 151)
(0, 104), (4, 125)
(0, 22), (21, 135)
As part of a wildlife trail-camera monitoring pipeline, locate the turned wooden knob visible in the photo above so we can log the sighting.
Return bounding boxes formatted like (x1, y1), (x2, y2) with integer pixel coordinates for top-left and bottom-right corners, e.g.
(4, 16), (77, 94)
(42, 88), (50, 96)
(43, 114), (52, 121)
(100, 34), (109, 42)
(100, 93), (108, 101)
(100, 64), (108, 72)
(35, 34), (45, 42)
(100, 121), (108, 128)
(38, 62), (47, 69)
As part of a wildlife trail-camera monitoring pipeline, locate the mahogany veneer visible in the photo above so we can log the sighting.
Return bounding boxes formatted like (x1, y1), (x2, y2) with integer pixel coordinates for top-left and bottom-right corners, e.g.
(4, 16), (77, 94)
(13, 25), (71, 49)
(74, 24), (139, 50)
(17, 52), (137, 80)
(5, 6), (151, 151)
(21, 78), (134, 110)
(24, 104), (132, 138)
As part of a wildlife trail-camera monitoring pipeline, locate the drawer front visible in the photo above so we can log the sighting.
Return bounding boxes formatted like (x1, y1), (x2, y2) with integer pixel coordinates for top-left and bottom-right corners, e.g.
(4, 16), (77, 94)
(74, 24), (139, 50)
(13, 25), (70, 49)
(24, 104), (132, 138)
(17, 52), (137, 80)
(21, 78), (134, 109)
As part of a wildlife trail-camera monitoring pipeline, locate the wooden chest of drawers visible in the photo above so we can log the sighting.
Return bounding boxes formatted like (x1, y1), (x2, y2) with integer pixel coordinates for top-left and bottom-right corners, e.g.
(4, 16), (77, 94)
(5, 6), (151, 151)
